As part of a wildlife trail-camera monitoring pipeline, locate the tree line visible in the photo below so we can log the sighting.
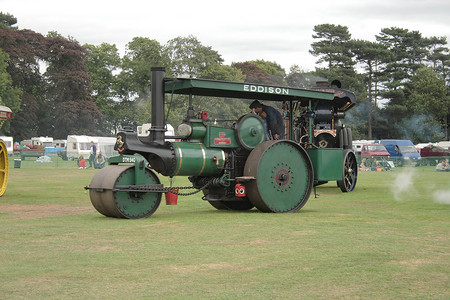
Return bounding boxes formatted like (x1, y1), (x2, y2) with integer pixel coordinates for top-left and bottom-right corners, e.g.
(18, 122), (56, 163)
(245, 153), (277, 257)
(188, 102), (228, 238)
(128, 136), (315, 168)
(0, 12), (448, 143)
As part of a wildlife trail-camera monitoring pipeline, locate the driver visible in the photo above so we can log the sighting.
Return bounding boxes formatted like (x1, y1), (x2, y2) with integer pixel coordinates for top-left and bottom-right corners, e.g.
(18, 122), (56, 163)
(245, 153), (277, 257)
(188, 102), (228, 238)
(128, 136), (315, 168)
(249, 100), (285, 140)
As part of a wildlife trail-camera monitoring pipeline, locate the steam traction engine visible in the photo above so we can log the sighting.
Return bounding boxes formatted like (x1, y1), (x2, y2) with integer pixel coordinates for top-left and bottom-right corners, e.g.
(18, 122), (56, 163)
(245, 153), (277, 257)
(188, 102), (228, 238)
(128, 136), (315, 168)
(87, 67), (357, 219)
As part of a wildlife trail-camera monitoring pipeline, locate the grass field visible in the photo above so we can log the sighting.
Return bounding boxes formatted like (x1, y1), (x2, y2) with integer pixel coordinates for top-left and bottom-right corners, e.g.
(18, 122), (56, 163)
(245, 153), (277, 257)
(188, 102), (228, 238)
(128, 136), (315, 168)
(1, 156), (449, 299)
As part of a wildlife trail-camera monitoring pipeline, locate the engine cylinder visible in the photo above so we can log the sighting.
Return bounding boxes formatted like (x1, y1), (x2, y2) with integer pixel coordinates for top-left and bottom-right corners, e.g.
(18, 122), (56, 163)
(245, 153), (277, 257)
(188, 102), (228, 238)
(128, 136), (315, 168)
(190, 122), (207, 140)
(170, 141), (225, 176)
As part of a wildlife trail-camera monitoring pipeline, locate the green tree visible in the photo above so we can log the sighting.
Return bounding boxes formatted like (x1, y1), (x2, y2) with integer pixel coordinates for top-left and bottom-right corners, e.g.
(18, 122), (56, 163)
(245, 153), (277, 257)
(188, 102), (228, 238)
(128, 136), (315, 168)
(405, 67), (448, 141)
(351, 39), (391, 138)
(376, 27), (430, 78)
(0, 12), (17, 30)
(376, 27), (448, 139)
(118, 37), (167, 128)
(121, 37), (166, 93)
(310, 24), (354, 71)
(164, 35), (223, 77)
(247, 60), (286, 85)
(285, 65), (326, 88)
(426, 37), (450, 85)
(0, 49), (21, 134)
(201, 64), (245, 82)
(85, 43), (121, 134)
(309, 24), (362, 93)
(0, 49), (21, 110)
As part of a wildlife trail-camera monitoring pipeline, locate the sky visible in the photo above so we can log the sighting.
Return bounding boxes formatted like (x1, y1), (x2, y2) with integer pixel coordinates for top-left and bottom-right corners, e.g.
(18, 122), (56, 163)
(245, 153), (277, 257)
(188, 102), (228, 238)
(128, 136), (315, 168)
(2, 0), (450, 72)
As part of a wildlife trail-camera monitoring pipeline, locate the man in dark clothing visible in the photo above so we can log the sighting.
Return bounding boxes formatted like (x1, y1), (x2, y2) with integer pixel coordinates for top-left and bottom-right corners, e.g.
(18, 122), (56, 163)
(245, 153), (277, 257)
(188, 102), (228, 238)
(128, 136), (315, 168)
(89, 141), (97, 168)
(249, 100), (285, 140)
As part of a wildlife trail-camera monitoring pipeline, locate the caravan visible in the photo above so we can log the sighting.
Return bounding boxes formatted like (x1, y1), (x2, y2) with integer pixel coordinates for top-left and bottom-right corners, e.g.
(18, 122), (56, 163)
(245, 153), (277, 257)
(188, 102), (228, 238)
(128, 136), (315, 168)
(66, 135), (96, 160)
(31, 136), (53, 149)
(137, 123), (175, 140)
(66, 135), (117, 160)
(92, 136), (117, 158)
(0, 136), (13, 155)
(53, 139), (67, 148)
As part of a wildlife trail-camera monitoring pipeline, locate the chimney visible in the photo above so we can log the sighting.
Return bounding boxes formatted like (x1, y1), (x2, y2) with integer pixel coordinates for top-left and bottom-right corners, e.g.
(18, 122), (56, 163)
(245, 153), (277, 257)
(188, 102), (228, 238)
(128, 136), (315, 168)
(149, 67), (166, 144)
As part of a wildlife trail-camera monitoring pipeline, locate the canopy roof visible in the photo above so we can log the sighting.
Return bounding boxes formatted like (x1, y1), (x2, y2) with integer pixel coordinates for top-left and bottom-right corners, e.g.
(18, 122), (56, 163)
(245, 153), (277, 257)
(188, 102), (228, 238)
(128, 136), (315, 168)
(163, 78), (356, 111)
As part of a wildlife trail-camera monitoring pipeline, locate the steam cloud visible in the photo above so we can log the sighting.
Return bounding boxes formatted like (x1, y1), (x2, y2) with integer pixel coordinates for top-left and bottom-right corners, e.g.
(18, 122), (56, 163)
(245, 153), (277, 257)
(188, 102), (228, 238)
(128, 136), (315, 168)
(432, 190), (450, 205)
(391, 167), (450, 205)
(391, 168), (416, 202)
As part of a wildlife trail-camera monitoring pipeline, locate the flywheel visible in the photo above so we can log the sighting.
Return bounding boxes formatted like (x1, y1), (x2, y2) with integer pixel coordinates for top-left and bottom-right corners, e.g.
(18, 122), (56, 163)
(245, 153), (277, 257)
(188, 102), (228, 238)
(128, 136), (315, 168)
(235, 114), (267, 150)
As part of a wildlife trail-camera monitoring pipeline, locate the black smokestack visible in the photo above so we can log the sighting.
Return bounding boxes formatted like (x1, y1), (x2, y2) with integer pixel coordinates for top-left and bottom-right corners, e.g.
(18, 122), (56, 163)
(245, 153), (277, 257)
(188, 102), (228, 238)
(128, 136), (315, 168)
(150, 67), (165, 144)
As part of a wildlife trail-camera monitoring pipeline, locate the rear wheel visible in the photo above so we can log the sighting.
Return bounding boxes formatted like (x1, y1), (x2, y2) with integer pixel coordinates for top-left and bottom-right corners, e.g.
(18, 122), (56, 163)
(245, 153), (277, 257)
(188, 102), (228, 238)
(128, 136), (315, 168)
(244, 140), (313, 213)
(337, 150), (358, 192)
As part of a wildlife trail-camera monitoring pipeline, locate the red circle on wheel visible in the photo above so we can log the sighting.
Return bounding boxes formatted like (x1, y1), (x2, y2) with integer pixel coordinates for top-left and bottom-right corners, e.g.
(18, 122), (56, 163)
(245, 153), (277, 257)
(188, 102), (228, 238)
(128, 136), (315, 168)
(276, 168), (289, 186)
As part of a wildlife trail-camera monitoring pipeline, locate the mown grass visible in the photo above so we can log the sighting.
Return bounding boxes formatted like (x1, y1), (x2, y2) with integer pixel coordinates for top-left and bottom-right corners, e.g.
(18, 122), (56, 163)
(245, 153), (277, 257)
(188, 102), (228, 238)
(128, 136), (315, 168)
(0, 161), (449, 299)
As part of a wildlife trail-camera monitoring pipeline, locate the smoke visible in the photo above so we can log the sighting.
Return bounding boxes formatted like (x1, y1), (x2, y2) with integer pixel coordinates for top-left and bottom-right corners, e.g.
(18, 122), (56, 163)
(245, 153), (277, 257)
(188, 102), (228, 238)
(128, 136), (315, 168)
(432, 190), (450, 205)
(390, 168), (416, 202)
(397, 114), (445, 143)
(292, 74), (327, 88)
(345, 101), (368, 128)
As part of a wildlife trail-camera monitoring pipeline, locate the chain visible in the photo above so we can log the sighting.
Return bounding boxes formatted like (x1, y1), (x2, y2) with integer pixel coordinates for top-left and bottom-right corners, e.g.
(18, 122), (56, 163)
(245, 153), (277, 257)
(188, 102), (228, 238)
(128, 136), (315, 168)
(107, 180), (212, 196)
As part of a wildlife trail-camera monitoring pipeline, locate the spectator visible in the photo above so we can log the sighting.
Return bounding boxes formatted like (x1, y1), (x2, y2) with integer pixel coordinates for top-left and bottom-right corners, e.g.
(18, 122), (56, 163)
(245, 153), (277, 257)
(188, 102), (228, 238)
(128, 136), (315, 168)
(88, 141), (96, 168)
(359, 159), (369, 171)
(95, 151), (106, 169)
(78, 156), (86, 169)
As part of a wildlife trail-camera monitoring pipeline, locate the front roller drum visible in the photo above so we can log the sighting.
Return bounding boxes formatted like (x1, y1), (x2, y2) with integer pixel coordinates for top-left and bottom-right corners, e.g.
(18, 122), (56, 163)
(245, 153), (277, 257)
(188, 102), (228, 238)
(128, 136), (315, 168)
(244, 140), (314, 213)
(89, 165), (162, 219)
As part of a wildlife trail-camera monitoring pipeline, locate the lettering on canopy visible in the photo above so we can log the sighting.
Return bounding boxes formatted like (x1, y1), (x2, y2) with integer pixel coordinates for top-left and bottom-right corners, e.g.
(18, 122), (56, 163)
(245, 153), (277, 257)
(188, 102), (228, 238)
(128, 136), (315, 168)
(243, 84), (289, 95)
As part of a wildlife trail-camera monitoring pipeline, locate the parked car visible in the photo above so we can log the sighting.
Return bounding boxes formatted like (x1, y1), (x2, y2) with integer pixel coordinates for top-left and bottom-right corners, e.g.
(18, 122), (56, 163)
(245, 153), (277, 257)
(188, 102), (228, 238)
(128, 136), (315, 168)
(376, 139), (421, 166)
(360, 143), (393, 170)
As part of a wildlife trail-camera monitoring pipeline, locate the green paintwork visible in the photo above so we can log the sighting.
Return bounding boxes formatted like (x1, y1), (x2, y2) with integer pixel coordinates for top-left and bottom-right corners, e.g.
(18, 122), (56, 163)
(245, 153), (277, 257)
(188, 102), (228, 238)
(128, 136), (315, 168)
(256, 142), (311, 211)
(107, 154), (148, 185)
(171, 141), (225, 176)
(113, 166), (161, 219)
(235, 114), (267, 150)
(164, 78), (334, 102)
(245, 141), (313, 213)
(190, 121), (207, 140)
(206, 126), (238, 148)
(307, 149), (343, 181)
